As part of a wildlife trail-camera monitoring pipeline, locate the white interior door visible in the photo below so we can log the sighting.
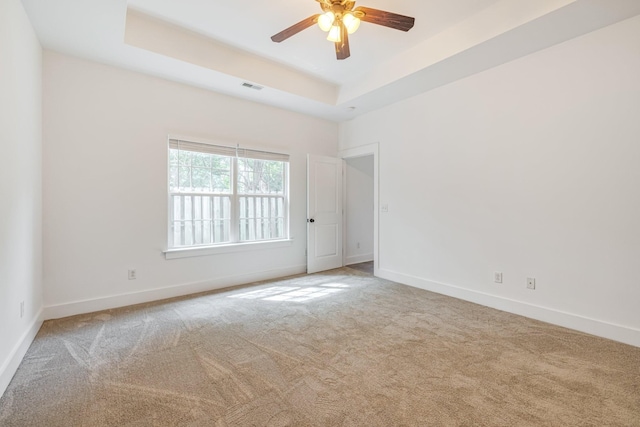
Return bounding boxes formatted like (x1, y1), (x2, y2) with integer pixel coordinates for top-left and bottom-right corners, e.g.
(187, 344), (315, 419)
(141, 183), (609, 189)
(307, 154), (343, 274)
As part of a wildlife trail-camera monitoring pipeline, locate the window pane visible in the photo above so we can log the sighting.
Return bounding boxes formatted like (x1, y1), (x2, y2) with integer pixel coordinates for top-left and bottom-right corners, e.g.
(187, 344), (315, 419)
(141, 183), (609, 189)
(212, 170), (231, 193)
(184, 196), (192, 222)
(238, 159), (284, 194)
(191, 167), (212, 192)
(182, 220), (194, 246)
(191, 152), (212, 168)
(213, 220), (230, 243)
(202, 220), (212, 245)
(172, 195), (182, 220)
(212, 156), (231, 193)
(212, 155), (230, 170)
(170, 150), (232, 194)
(266, 162), (285, 193)
(239, 196), (285, 241)
(172, 221), (182, 246)
(169, 166), (179, 190)
(179, 166), (191, 190)
(169, 150), (179, 166)
(170, 195), (231, 247)
(193, 196), (202, 220)
(178, 150), (191, 166)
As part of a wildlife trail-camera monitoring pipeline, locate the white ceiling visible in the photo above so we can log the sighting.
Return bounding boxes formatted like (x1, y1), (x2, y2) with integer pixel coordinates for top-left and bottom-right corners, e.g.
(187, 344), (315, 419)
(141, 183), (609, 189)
(20, 0), (640, 121)
(127, 0), (501, 85)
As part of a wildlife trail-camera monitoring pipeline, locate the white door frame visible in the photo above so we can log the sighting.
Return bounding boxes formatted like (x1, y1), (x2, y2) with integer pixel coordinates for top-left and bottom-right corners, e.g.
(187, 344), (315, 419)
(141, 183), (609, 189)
(339, 143), (379, 277)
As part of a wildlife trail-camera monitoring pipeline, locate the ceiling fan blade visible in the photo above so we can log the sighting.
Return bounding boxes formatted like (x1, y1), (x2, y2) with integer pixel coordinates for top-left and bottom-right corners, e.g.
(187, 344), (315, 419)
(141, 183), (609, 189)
(271, 15), (320, 43)
(354, 6), (415, 32)
(335, 21), (350, 60)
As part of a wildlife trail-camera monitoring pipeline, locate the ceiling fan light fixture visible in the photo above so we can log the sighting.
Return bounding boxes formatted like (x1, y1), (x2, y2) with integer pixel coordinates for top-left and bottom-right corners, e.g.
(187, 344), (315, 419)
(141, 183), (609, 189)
(317, 11), (335, 32)
(270, 1), (415, 61)
(327, 24), (341, 42)
(342, 12), (361, 34)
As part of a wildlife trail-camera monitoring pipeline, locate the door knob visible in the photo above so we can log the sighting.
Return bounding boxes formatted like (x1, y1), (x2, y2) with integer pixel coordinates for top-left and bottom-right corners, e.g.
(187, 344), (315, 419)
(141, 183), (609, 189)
(308, 218), (315, 223)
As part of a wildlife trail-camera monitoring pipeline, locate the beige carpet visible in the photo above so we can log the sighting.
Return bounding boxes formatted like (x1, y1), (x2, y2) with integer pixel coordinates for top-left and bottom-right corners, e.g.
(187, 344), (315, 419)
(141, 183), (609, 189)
(1, 267), (639, 426)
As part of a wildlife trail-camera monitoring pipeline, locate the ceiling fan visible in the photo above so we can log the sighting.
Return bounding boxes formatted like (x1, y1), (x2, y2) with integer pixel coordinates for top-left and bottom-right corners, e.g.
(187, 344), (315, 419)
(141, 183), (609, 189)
(271, 0), (415, 60)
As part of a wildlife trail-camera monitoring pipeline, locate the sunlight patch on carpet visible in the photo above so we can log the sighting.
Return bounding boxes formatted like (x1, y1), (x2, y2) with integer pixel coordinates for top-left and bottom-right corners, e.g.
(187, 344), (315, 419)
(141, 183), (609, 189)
(230, 285), (346, 302)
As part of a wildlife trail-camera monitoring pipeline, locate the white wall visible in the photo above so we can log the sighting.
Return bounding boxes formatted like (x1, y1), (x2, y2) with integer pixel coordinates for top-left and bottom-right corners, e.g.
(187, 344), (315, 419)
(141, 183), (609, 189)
(0, 0), (43, 395)
(43, 52), (338, 317)
(339, 16), (640, 347)
(345, 156), (374, 265)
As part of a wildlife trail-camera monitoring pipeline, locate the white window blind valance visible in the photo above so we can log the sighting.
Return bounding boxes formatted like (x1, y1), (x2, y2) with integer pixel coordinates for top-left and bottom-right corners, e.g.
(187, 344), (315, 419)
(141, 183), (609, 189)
(169, 139), (289, 162)
(236, 148), (289, 162)
(169, 139), (237, 157)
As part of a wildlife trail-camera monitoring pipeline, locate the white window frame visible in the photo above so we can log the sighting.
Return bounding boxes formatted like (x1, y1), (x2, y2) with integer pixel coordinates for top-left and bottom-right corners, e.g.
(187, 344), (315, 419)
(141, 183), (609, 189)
(164, 136), (292, 259)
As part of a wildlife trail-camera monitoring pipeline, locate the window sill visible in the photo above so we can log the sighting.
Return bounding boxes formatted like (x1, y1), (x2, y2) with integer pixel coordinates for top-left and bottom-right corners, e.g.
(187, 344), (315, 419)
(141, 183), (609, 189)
(164, 239), (294, 260)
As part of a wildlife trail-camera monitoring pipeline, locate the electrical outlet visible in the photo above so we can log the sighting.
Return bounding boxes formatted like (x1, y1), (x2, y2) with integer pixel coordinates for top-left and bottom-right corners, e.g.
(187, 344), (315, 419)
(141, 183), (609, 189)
(494, 272), (503, 283)
(357, 242), (360, 249)
(527, 277), (536, 290)
(20, 301), (24, 318)
(128, 269), (137, 280)
(381, 204), (389, 213)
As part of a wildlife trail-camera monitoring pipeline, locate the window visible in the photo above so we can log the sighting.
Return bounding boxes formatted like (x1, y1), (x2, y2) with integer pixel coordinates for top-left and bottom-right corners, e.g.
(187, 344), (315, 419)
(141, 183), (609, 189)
(168, 138), (289, 249)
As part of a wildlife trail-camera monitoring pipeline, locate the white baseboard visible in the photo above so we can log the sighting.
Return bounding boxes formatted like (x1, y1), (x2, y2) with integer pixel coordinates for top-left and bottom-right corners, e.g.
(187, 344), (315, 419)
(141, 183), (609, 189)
(43, 264), (307, 320)
(0, 310), (43, 398)
(345, 254), (374, 265)
(377, 268), (640, 348)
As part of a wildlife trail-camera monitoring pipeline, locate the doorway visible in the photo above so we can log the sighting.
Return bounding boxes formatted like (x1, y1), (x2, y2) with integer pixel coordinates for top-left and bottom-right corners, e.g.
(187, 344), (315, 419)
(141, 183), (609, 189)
(306, 144), (379, 275)
(340, 143), (379, 276)
(344, 155), (374, 267)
